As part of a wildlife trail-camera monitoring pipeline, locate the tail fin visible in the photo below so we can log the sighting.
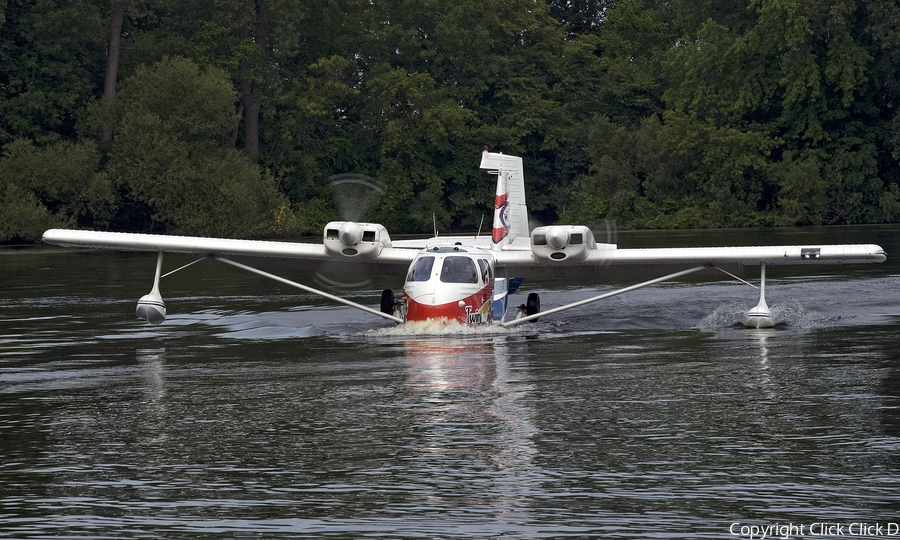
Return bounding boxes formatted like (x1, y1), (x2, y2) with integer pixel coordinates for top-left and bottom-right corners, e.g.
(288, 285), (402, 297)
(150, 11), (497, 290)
(480, 149), (529, 249)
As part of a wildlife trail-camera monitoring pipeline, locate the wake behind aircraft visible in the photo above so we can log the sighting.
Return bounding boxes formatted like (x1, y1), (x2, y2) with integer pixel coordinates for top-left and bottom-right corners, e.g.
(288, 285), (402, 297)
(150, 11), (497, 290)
(42, 149), (886, 329)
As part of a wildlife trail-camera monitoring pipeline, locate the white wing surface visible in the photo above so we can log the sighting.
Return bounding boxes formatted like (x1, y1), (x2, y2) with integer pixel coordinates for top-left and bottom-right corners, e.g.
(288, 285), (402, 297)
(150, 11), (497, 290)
(42, 229), (419, 273)
(488, 242), (886, 278)
(43, 229), (326, 256)
(391, 231), (885, 276)
(596, 244), (887, 265)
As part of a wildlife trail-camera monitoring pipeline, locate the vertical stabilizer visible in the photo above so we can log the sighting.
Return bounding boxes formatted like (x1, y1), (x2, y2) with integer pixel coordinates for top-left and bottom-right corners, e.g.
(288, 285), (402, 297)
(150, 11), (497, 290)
(480, 149), (529, 249)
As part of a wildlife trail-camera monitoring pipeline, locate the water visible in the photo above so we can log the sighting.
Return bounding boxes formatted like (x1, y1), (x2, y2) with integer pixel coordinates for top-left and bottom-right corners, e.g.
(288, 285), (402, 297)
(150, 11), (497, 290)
(2, 226), (900, 538)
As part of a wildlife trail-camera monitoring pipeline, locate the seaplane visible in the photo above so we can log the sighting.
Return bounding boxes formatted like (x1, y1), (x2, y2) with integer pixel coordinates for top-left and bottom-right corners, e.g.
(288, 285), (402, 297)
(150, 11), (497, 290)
(42, 148), (887, 329)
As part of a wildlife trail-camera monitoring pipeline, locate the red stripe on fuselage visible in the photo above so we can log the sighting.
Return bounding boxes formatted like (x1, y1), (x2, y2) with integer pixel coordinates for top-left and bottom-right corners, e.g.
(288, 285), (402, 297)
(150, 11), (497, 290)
(405, 287), (493, 324)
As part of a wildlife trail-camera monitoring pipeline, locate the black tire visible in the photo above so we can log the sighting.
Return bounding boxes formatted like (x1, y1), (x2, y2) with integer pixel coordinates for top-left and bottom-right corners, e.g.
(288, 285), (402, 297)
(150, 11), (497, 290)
(380, 289), (395, 315)
(525, 292), (540, 317)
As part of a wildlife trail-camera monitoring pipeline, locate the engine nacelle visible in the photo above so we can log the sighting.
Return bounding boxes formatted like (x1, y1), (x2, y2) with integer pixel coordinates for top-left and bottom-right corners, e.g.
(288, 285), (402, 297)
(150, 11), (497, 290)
(324, 221), (392, 259)
(531, 225), (596, 263)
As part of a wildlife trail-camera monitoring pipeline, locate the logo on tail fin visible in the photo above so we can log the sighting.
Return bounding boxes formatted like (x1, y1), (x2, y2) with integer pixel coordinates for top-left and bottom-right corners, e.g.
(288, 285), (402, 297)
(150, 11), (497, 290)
(481, 148), (526, 248)
(492, 193), (509, 243)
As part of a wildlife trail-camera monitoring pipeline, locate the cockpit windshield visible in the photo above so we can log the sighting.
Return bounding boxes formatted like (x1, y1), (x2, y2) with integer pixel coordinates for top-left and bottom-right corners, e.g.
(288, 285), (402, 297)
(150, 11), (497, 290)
(407, 256), (435, 282)
(440, 256), (478, 284)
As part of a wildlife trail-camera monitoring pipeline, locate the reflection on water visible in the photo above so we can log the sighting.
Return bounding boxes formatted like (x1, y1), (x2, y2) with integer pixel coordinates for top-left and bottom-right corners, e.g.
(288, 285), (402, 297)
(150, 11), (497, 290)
(136, 347), (169, 446)
(402, 337), (537, 469)
(2, 226), (900, 538)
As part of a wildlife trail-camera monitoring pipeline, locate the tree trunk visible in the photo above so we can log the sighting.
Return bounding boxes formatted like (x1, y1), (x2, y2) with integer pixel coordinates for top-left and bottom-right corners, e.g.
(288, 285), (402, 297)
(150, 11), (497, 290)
(240, 78), (261, 164)
(100, 1), (126, 150)
(237, 5), (264, 166)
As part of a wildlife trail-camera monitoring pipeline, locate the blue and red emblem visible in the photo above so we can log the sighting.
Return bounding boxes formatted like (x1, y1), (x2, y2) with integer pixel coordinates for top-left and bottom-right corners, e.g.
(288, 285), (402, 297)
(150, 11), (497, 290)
(492, 193), (510, 243)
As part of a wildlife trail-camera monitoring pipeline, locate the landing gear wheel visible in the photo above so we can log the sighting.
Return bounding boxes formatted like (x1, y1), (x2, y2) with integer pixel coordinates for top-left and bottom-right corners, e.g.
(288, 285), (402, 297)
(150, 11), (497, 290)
(380, 289), (395, 315)
(525, 293), (540, 319)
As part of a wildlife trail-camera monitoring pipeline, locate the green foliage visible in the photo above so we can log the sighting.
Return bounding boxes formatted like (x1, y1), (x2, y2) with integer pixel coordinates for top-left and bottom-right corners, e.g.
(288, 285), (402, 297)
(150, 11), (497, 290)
(0, 183), (73, 243)
(769, 157), (829, 225)
(879, 184), (900, 222)
(0, 139), (114, 224)
(108, 57), (283, 237)
(568, 111), (779, 228)
(561, 116), (636, 226)
(0, 0), (106, 145)
(268, 198), (339, 237)
(361, 65), (480, 232)
(594, 0), (668, 122)
(117, 56), (239, 144)
(561, 0), (898, 229)
(0, 139), (113, 242)
(2, 0), (900, 240)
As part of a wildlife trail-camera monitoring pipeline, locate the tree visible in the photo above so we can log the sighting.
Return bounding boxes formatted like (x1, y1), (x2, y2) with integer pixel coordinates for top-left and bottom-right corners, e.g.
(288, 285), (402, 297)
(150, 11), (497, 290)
(662, 0), (892, 224)
(100, 0), (128, 149)
(194, 0), (309, 164)
(0, 0), (106, 147)
(107, 57), (283, 236)
(0, 139), (115, 242)
(4, 0), (900, 240)
(594, 0), (669, 124)
(361, 66), (478, 232)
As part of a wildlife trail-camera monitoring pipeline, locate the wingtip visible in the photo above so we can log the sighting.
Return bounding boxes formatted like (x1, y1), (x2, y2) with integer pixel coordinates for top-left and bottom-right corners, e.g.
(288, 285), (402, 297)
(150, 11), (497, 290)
(41, 228), (60, 244)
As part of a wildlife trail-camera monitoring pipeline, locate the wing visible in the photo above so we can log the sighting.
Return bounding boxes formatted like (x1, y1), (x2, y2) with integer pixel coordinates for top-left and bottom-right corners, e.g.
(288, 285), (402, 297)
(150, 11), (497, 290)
(487, 226), (886, 278)
(391, 228), (886, 278)
(488, 228), (886, 328)
(42, 227), (420, 275)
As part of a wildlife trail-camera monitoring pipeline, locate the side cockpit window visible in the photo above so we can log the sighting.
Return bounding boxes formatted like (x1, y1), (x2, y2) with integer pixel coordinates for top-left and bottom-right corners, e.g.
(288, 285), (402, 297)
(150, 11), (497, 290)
(477, 259), (491, 284)
(407, 256), (435, 282)
(440, 256), (478, 284)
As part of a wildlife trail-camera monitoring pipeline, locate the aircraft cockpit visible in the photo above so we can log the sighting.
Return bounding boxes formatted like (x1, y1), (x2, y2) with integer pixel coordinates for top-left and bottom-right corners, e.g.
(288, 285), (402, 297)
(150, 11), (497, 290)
(405, 247), (493, 286)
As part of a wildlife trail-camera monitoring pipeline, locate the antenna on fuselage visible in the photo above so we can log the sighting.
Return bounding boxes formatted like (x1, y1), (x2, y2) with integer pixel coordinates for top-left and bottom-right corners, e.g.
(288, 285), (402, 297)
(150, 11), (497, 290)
(475, 214), (485, 242)
(433, 213), (438, 239)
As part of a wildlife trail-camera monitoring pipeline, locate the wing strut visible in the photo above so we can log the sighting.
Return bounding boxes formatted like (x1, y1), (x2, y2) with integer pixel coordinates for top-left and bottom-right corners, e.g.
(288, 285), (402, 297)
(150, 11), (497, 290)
(502, 265), (709, 328)
(214, 256), (404, 324)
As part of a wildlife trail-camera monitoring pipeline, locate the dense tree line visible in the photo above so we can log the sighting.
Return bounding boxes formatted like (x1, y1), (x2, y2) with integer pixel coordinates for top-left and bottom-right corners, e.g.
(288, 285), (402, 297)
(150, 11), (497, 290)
(2, 0), (899, 242)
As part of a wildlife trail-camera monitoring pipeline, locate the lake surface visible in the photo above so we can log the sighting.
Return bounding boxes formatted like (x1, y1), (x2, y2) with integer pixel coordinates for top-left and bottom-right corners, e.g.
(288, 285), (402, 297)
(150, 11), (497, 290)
(2, 226), (899, 539)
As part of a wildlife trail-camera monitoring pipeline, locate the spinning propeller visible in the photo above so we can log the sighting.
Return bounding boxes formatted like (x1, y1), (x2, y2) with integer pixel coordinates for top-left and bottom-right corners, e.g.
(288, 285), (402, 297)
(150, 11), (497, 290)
(313, 173), (386, 292)
(328, 173), (384, 222)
